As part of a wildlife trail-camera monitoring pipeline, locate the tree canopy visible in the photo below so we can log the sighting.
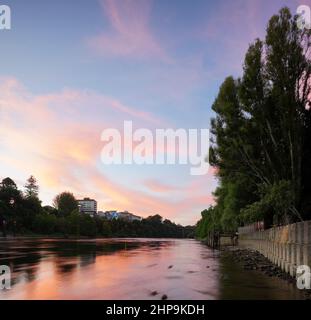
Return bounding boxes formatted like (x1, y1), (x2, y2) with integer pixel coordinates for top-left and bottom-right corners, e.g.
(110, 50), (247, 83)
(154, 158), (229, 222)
(0, 176), (193, 238)
(53, 192), (78, 217)
(197, 7), (311, 236)
(24, 175), (39, 198)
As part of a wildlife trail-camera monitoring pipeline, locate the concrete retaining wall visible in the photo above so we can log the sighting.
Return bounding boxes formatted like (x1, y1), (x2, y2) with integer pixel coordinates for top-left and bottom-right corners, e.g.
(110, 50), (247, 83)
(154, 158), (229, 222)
(238, 221), (311, 276)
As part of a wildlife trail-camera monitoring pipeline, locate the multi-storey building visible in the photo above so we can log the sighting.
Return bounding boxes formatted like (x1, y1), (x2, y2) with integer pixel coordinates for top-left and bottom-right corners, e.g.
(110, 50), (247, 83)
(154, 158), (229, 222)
(77, 198), (97, 216)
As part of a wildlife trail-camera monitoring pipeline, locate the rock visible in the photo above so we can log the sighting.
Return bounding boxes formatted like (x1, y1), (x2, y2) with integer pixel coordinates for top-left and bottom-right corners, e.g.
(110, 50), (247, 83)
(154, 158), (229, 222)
(150, 291), (158, 296)
(161, 294), (168, 300)
(226, 247), (297, 285)
(168, 265), (173, 269)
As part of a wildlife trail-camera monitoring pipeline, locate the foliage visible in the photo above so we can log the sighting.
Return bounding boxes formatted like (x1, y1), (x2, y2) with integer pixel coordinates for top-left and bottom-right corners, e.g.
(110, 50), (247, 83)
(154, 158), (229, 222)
(33, 214), (57, 234)
(53, 192), (78, 217)
(0, 176), (194, 238)
(24, 175), (39, 198)
(196, 7), (311, 236)
(1, 177), (17, 189)
(241, 180), (296, 225)
(195, 207), (221, 239)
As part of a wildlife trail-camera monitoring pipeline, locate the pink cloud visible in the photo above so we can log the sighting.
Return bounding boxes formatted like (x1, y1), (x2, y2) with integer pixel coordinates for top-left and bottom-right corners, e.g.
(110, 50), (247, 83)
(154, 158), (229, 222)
(85, 1), (211, 102)
(195, 0), (266, 76)
(144, 179), (182, 193)
(91, 173), (215, 225)
(0, 76), (215, 225)
(88, 0), (170, 61)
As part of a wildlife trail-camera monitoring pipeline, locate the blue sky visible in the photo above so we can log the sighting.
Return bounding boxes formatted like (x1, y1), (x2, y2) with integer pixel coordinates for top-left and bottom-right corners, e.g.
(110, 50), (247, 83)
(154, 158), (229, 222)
(0, 0), (307, 224)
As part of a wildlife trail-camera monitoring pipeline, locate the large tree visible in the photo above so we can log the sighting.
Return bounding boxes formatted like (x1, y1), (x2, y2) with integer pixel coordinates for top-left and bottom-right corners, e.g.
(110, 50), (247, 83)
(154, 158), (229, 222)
(207, 7), (311, 231)
(53, 192), (78, 217)
(24, 175), (39, 198)
(1, 177), (17, 189)
(0, 177), (40, 233)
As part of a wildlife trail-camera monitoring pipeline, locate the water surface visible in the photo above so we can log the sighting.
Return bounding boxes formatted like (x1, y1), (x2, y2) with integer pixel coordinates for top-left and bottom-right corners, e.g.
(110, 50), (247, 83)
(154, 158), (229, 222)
(0, 238), (303, 299)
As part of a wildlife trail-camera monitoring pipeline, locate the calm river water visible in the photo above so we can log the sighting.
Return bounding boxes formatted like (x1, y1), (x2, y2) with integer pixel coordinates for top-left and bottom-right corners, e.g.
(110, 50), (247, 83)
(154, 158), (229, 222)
(0, 238), (303, 300)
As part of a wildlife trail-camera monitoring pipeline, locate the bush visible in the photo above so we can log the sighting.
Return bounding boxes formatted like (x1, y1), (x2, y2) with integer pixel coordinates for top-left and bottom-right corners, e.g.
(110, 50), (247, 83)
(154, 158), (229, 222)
(79, 214), (97, 237)
(33, 214), (57, 234)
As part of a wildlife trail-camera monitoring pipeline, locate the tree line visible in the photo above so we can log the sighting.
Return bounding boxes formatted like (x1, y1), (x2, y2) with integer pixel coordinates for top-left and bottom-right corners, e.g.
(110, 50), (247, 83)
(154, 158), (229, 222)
(0, 176), (194, 238)
(196, 8), (311, 238)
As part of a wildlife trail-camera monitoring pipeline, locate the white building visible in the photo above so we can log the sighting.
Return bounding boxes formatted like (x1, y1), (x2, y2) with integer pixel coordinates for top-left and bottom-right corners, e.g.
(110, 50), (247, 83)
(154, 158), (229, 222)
(98, 210), (142, 221)
(117, 211), (142, 222)
(78, 198), (97, 216)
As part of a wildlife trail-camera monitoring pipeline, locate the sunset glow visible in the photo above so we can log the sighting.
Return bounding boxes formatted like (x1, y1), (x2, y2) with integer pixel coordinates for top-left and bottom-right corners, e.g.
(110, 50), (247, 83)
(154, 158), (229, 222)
(0, 0), (303, 225)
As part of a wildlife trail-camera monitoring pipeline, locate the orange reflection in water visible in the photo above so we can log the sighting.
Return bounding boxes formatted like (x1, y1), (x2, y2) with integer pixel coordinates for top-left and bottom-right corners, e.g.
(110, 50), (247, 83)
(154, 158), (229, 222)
(0, 239), (220, 300)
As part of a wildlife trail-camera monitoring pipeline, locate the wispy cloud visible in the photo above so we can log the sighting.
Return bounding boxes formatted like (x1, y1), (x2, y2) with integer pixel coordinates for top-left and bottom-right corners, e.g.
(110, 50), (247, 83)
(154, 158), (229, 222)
(88, 0), (169, 61)
(0, 76), (215, 224)
(144, 179), (182, 193)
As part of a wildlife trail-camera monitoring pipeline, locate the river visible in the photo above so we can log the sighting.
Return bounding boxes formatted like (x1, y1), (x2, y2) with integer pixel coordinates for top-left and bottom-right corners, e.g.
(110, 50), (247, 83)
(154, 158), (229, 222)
(0, 238), (303, 299)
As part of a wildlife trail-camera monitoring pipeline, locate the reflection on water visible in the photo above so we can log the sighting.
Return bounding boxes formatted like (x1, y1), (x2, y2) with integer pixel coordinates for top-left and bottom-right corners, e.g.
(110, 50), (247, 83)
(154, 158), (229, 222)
(0, 238), (303, 300)
(219, 252), (304, 300)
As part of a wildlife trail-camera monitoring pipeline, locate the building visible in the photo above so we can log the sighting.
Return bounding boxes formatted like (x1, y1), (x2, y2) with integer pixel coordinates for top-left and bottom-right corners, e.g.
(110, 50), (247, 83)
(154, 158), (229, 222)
(99, 210), (142, 221)
(97, 210), (115, 219)
(131, 214), (143, 222)
(117, 211), (142, 222)
(97, 211), (106, 218)
(97, 210), (118, 220)
(77, 198), (97, 216)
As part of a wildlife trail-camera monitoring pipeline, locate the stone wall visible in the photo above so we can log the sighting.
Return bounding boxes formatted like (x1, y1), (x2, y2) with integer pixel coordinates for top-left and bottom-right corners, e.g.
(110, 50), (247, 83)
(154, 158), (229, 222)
(238, 221), (311, 276)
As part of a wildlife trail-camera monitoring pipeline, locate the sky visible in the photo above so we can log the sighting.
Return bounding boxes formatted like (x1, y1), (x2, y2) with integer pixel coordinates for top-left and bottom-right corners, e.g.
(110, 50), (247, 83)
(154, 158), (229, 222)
(0, 0), (308, 225)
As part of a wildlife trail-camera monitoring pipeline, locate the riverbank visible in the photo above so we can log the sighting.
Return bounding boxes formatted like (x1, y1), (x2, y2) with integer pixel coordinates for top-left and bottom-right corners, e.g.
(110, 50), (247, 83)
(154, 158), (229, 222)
(0, 234), (101, 239)
(0, 234), (193, 240)
(222, 247), (311, 300)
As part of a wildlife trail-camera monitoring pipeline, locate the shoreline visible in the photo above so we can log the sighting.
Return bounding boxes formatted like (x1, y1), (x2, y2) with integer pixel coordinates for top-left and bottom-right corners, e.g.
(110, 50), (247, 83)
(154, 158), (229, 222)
(221, 246), (311, 300)
(0, 235), (194, 240)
